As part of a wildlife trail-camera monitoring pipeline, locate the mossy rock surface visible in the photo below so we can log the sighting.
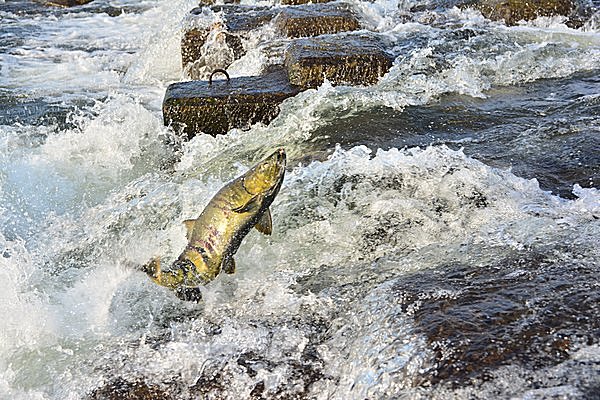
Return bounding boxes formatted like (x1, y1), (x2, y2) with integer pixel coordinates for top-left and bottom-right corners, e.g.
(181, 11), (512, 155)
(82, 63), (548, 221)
(285, 34), (394, 89)
(163, 68), (301, 137)
(476, 0), (579, 25)
(275, 3), (360, 38)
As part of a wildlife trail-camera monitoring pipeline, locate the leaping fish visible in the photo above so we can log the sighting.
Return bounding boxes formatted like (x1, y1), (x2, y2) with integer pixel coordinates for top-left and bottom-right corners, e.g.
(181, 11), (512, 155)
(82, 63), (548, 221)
(143, 148), (286, 301)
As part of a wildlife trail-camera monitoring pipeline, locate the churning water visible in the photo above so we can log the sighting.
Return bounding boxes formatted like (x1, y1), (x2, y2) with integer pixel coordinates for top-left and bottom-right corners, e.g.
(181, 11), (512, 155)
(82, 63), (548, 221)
(0, 0), (599, 398)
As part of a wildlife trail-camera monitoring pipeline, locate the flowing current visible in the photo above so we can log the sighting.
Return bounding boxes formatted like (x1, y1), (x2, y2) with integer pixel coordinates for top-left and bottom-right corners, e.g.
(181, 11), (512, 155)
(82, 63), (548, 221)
(1, 0), (599, 398)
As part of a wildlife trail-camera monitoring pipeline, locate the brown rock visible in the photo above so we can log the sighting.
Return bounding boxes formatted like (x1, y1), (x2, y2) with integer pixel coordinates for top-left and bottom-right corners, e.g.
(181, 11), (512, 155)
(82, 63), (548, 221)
(181, 28), (210, 68)
(198, 0), (239, 6)
(162, 68), (302, 137)
(43, 0), (93, 6)
(394, 251), (600, 385)
(281, 0), (334, 5)
(284, 34), (394, 89)
(181, 25), (244, 80)
(476, 0), (579, 25)
(89, 378), (173, 400)
(182, 6), (276, 77)
(275, 3), (360, 38)
(182, 2), (360, 77)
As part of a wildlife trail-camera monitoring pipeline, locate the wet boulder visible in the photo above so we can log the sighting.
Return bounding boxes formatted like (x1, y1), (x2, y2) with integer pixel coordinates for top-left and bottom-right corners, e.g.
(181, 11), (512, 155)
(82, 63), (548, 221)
(206, 4), (277, 33)
(162, 68), (302, 137)
(181, 24), (244, 80)
(182, 6), (276, 79)
(281, 0), (334, 5)
(394, 251), (600, 385)
(43, 0), (93, 6)
(198, 0), (239, 6)
(89, 378), (173, 400)
(182, 3), (361, 79)
(284, 34), (394, 89)
(475, 0), (581, 26)
(274, 3), (360, 38)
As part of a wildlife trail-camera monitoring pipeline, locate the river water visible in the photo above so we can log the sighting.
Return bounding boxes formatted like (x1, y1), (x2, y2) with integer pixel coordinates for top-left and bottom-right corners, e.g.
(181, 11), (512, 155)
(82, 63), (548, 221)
(0, 0), (599, 398)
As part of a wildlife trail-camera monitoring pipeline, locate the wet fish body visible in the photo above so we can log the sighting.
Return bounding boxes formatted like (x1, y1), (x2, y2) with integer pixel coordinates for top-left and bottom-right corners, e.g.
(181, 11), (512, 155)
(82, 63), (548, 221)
(144, 149), (286, 299)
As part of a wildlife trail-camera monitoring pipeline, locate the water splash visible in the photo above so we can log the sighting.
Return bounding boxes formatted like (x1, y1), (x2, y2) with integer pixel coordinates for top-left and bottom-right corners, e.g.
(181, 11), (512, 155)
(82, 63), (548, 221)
(0, 0), (599, 398)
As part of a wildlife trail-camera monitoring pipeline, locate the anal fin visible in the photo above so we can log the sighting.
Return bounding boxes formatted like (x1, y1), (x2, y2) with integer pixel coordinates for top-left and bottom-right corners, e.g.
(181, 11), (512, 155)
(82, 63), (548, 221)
(255, 208), (273, 235)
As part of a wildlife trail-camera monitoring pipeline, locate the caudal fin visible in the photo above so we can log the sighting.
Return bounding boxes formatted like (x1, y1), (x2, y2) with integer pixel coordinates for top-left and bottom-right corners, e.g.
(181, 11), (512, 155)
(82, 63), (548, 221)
(142, 257), (161, 281)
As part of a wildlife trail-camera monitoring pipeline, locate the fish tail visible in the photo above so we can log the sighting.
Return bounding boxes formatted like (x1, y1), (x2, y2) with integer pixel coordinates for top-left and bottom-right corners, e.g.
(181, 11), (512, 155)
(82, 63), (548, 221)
(142, 257), (162, 283)
(143, 258), (188, 289)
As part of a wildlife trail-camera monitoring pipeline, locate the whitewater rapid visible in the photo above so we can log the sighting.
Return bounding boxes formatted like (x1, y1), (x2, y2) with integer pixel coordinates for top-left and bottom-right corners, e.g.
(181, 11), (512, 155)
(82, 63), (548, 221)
(0, 0), (599, 398)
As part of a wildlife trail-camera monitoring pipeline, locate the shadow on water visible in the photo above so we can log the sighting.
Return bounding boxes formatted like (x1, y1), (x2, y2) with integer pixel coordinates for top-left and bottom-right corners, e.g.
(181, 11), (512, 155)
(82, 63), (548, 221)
(313, 71), (600, 199)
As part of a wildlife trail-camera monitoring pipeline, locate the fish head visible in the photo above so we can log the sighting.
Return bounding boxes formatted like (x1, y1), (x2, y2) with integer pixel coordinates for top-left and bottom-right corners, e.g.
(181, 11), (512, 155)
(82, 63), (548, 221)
(242, 148), (286, 196)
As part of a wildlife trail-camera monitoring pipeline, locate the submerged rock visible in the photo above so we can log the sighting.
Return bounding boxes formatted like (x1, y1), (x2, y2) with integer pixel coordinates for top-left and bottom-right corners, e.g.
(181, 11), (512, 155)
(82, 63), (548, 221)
(394, 250), (600, 385)
(188, 351), (326, 399)
(275, 3), (360, 38)
(42, 0), (93, 6)
(475, 0), (581, 25)
(89, 378), (173, 400)
(284, 34), (394, 89)
(87, 314), (331, 400)
(162, 68), (301, 137)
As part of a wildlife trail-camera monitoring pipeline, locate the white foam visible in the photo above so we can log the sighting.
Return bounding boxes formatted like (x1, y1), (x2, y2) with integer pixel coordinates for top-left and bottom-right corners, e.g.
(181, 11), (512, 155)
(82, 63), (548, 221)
(1, 141), (598, 397)
(0, 233), (60, 395)
(0, 95), (167, 241)
(1, 0), (599, 397)
(0, 0), (198, 102)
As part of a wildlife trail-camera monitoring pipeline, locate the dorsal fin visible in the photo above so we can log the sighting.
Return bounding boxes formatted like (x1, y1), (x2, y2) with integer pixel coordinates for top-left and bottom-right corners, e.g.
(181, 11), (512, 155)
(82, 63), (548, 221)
(255, 208), (273, 235)
(183, 219), (196, 239)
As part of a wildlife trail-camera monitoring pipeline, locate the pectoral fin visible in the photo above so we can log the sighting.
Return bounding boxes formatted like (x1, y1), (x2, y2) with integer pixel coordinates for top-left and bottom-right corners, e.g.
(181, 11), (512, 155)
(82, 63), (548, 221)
(232, 195), (262, 214)
(255, 208), (272, 235)
(222, 257), (236, 274)
(183, 219), (196, 239)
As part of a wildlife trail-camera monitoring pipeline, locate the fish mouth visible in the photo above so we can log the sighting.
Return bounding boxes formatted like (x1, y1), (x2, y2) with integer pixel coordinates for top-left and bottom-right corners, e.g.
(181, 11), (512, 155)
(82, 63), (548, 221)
(273, 148), (286, 175)
(268, 148), (286, 171)
(270, 148), (287, 183)
(275, 148), (286, 163)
